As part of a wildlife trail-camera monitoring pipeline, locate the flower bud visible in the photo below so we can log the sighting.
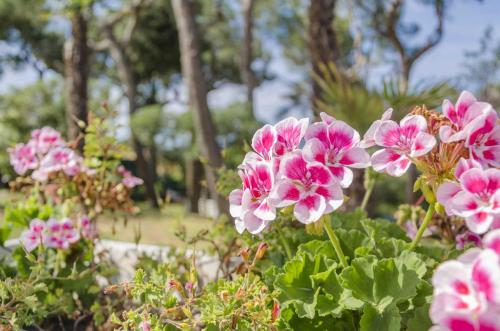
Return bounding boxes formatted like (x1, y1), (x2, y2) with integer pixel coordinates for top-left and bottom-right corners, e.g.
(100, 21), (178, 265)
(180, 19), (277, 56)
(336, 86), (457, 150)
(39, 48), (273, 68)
(271, 300), (280, 322)
(239, 247), (251, 262)
(255, 242), (268, 260)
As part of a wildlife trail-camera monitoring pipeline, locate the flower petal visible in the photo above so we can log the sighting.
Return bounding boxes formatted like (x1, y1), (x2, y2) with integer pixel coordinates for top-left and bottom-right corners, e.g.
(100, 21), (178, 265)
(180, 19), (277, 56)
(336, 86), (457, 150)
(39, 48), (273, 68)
(294, 194), (326, 224)
(327, 120), (359, 150)
(471, 249), (500, 304)
(302, 138), (327, 164)
(436, 182), (462, 215)
(374, 120), (400, 147)
(229, 189), (243, 217)
(251, 124), (276, 160)
(339, 147), (370, 168)
(484, 229), (500, 255)
(410, 132), (436, 157)
(254, 200), (276, 221)
(268, 180), (302, 208)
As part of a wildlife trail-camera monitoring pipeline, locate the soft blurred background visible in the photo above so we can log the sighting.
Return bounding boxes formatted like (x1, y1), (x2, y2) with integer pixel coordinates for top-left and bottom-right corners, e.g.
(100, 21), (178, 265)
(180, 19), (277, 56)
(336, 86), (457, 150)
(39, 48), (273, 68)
(0, 0), (499, 244)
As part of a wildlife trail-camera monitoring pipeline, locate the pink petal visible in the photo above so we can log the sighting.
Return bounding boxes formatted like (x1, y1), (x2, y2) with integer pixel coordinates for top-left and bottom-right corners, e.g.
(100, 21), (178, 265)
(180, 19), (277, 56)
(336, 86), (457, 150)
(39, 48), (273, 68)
(439, 125), (457, 143)
(268, 180), (302, 208)
(307, 163), (333, 186)
(455, 158), (482, 180)
(251, 124), (276, 160)
(338, 147), (370, 168)
(359, 120), (381, 148)
(386, 157), (411, 177)
(442, 99), (458, 124)
(381, 108), (393, 121)
(275, 117), (309, 151)
(294, 194), (326, 224)
(455, 90), (477, 119)
(280, 152), (308, 181)
(371, 149), (403, 173)
(460, 168), (489, 195)
(471, 249), (500, 304)
(441, 314), (476, 331)
(466, 109), (498, 146)
(304, 122), (329, 143)
(315, 184), (344, 212)
(229, 189), (243, 217)
(327, 120), (359, 150)
(242, 210), (269, 234)
(254, 200), (276, 221)
(451, 191), (480, 218)
(410, 132), (436, 157)
(484, 229), (500, 255)
(319, 112), (335, 125)
(400, 114), (427, 134)
(466, 212), (494, 234)
(302, 138), (327, 164)
(374, 120), (400, 147)
(328, 165), (353, 187)
(436, 182), (462, 215)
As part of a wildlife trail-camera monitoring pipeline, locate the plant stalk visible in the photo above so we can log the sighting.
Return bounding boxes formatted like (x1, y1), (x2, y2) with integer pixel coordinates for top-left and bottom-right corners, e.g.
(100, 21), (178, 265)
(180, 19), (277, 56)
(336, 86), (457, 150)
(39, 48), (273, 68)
(323, 218), (348, 268)
(361, 180), (375, 211)
(277, 227), (293, 260)
(409, 201), (436, 250)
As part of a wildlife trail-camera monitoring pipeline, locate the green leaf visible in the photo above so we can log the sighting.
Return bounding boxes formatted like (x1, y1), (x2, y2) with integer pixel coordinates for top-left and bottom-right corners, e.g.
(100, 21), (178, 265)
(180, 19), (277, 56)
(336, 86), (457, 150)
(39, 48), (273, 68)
(360, 304), (401, 331)
(275, 254), (319, 318)
(311, 266), (343, 317)
(335, 229), (372, 259)
(341, 256), (420, 311)
(405, 303), (432, 331)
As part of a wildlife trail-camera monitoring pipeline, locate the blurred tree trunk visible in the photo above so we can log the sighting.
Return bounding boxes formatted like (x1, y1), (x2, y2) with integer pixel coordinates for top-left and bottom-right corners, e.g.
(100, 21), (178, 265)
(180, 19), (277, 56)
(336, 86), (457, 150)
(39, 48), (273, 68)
(185, 158), (202, 213)
(308, 0), (340, 117)
(102, 24), (160, 209)
(64, 10), (88, 148)
(172, 0), (228, 216)
(241, 0), (256, 115)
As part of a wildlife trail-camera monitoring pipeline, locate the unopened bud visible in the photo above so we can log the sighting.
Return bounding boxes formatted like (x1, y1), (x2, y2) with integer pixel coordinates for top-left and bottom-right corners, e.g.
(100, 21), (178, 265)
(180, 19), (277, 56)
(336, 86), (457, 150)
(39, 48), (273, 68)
(255, 242), (268, 260)
(220, 290), (229, 302)
(271, 300), (280, 322)
(240, 247), (251, 262)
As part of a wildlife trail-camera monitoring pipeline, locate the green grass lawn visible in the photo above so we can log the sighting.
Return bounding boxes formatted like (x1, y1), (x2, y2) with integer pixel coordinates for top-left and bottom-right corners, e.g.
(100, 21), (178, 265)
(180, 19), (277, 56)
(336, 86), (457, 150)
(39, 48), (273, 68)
(0, 188), (213, 247)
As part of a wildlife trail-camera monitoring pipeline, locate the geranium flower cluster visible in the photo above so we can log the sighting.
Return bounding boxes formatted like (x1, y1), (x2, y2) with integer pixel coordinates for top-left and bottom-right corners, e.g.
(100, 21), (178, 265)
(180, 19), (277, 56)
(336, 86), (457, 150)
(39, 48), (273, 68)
(21, 215), (96, 252)
(8, 127), (91, 181)
(434, 92), (500, 235)
(117, 165), (144, 188)
(430, 229), (500, 331)
(229, 116), (370, 233)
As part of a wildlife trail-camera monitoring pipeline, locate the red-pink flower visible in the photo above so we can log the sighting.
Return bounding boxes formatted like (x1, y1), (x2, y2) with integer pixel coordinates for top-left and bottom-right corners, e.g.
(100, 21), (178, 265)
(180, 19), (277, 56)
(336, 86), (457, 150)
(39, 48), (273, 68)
(371, 114), (436, 176)
(359, 108), (393, 148)
(269, 151), (343, 224)
(430, 247), (500, 331)
(21, 219), (46, 252)
(484, 229), (500, 255)
(303, 119), (370, 187)
(45, 218), (80, 249)
(30, 126), (64, 155)
(465, 109), (500, 168)
(273, 117), (309, 157)
(8, 143), (38, 175)
(229, 159), (275, 234)
(439, 91), (493, 143)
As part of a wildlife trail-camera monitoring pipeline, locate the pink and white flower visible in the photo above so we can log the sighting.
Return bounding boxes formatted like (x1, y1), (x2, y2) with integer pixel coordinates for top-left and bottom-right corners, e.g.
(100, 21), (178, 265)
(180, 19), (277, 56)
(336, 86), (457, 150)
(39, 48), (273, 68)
(484, 229), (500, 255)
(439, 91), (493, 143)
(273, 117), (309, 157)
(80, 215), (97, 239)
(465, 109), (500, 168)
(251, 124), (277, 161)
(371, 114), (436, 176)
(450, 168), (500, 234)
(21, 219), (46, 252)
(8, 143), (38, 175)
(269, 151), (343, 224)
(359, 108), (393, 148)
(303, 119), (370, 187)
(229, 160), (275, 234)
(430, 246), (500, 331)
(30, 126), (65, 155)
(32, 147), (83, 181)
(118, 165), (144, 188)
(45, 218), (80, 249)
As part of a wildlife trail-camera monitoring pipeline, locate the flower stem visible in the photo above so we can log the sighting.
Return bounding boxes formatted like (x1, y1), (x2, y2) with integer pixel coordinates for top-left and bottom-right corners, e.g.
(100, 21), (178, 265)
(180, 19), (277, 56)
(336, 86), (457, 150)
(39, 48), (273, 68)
(361, 180), (375, 211)
(409, 202), (436, 250)
(277, 227), (293, 260)
(323, 218), (348, 268)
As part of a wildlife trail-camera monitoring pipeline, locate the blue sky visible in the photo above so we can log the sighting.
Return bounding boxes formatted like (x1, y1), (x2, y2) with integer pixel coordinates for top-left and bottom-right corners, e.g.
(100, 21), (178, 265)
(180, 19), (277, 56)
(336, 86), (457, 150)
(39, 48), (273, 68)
(1, 0), (499, 123)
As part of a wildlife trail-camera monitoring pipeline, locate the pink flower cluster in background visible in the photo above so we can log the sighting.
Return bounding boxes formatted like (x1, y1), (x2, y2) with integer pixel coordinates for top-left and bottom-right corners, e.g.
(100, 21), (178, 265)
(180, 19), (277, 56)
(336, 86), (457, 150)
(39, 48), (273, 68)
(230, 115), (370, 233)
(430, 229), (500, 331)
(117, 165), (144, 188)
(21, 215), (96, 252)
(8, 127), (90, 181)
